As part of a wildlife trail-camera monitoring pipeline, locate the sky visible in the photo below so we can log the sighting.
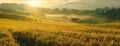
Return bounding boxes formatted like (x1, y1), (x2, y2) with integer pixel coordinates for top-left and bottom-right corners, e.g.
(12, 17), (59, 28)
(0, 0), (80, 6)
(0, 0), (119, 8)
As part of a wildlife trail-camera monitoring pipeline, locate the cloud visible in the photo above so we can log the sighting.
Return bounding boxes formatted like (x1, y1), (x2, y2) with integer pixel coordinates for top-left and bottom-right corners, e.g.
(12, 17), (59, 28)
(0, 0), (83, 4)
(0, 0), (96, 7)
(9, 0), (80, 3)
(2, 0), (119, 8)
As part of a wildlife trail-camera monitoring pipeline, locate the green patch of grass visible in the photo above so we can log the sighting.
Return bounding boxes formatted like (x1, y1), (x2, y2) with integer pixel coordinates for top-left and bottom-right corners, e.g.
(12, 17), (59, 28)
(0, 12), (32, 21)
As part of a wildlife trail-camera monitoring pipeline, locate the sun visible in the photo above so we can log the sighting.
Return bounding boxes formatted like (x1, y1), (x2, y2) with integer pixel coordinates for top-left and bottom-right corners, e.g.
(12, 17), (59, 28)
(27, 0), (39, 7)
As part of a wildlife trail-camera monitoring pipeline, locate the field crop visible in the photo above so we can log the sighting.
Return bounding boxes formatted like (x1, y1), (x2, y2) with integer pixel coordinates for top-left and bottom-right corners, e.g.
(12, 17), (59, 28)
(0, 18), (120, 46)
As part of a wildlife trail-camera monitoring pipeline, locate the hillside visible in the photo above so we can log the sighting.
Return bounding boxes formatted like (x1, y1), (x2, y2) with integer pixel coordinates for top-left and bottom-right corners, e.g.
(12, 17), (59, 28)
(0, 12), (33, 21)
(53, 0), (120, 10)
(0, 8), (120, 46)
(0, 3), (120, 46)
(0, 14), (120, 46)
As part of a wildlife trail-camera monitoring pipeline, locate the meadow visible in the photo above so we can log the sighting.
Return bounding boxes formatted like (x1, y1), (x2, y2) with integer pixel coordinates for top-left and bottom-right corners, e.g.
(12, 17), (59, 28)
(0, 17), (120, 46)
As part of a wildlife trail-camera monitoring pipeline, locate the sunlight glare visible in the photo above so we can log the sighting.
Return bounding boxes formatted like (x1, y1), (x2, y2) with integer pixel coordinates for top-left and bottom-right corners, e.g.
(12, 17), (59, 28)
(27, 0), (39, 7)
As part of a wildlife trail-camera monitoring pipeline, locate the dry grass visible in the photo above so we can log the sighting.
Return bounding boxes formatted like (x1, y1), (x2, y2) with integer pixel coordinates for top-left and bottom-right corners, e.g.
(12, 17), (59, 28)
(0, 18), (120, 46)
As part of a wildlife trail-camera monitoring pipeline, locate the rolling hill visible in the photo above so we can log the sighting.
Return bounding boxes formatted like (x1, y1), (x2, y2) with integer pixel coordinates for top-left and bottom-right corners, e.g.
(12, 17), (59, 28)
(53, 0), (120, 10)
(0, 3), (120, 46)
(0, 12), (120, 46)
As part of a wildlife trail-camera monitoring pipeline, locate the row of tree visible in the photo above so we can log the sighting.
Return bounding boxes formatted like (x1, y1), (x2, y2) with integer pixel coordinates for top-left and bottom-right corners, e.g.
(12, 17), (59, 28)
(47, 7), (120, 21)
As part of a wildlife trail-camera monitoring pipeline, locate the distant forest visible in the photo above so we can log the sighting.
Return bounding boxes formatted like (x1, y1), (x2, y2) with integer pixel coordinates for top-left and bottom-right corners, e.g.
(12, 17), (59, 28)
(49, 7), (120, 21)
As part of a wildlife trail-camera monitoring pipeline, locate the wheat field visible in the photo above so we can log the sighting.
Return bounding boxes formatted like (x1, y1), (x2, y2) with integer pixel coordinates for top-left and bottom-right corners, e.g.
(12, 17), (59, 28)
(0, 18), (120, 46)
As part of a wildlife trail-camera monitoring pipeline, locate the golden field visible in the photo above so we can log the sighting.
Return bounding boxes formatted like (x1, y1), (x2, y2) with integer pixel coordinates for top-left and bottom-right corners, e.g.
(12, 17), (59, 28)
(0, 17), (120, 46)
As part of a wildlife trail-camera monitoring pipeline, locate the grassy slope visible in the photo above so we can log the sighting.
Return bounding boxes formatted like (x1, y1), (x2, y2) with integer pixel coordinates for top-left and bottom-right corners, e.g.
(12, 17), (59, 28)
(0, 11), (120, 46)
(0, 18), (120, 46)
(0, 12), (33, 21)
(0, 18), (120, 32)
(93, 22), (120, 29)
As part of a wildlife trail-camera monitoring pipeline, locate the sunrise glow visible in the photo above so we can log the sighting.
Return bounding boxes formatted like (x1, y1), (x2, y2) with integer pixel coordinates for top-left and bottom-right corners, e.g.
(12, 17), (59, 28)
(27, 0), (40, 7)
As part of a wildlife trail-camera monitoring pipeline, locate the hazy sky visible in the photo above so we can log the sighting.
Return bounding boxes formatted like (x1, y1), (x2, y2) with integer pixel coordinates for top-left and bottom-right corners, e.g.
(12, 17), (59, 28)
(0, 0), (119, 7)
